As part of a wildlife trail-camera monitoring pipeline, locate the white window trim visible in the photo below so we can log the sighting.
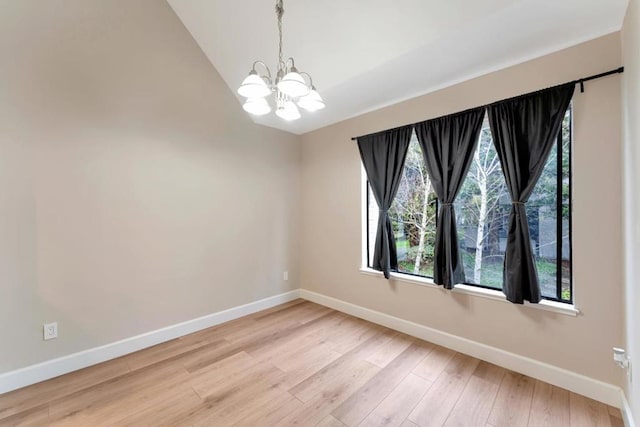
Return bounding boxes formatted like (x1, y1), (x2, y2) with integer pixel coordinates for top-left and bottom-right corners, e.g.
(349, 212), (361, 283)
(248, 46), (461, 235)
(360, 165), (578, 317)
(359, 267), (579, 316)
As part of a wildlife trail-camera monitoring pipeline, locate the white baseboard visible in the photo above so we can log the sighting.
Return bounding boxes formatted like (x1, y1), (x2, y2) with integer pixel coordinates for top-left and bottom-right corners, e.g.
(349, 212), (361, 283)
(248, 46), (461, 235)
(299, 289), (625, 409)
(0, 289), (300, 395)
(621, 389), (637, 427)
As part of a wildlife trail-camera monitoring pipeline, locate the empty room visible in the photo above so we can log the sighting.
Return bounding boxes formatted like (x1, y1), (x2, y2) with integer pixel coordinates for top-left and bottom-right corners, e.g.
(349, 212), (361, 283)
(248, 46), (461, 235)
(0, 0), (638, 426)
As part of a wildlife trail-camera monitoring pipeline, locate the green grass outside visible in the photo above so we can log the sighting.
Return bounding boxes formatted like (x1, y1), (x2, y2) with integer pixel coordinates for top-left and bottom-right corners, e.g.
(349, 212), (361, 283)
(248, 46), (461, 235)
(395, 249), (571, 301)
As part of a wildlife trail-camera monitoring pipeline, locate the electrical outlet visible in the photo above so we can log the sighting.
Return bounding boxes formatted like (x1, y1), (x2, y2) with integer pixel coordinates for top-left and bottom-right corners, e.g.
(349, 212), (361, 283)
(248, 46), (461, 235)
(283, 271), (289, 281)
(44, 322), (58, 340)
(613, 347), (632, 380)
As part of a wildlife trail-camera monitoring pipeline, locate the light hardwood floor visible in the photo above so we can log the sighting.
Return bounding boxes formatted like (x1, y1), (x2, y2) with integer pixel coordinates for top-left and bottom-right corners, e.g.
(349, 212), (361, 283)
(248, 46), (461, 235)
(0, 300), (624, 426)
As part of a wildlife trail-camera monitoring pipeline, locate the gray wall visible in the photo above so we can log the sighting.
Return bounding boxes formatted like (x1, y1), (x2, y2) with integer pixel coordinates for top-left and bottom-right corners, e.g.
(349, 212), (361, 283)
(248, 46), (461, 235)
(0, 0), (300, 373)
(300, 34), (624, 386)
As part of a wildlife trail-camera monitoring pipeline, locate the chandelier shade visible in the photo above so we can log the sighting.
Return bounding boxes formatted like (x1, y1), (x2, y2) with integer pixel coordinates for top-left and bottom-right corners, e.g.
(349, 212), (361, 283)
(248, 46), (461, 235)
(277, 70), (310, 98)
(237, 72), (271, 98)
(276, 99), (301, 121)
(297, 87), (325, 112)
(242, 97), (272, 115)
(236, 0), (323, 121)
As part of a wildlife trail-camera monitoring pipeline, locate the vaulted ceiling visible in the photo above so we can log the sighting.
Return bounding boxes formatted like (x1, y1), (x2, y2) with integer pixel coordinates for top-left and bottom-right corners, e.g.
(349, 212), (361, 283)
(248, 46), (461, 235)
(167, 0), (628, 135)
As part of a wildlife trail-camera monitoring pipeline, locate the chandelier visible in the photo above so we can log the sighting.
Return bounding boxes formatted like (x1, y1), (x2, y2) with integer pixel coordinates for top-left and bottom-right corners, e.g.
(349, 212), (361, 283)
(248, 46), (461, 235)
(237, 0), (325, 121)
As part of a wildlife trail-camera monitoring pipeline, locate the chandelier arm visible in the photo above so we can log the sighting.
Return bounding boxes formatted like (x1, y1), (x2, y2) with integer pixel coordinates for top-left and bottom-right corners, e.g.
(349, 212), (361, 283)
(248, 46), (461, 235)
(298, 71), (314, 88)
(252, 60), (273, 85)
(284, 57), (297, 72)
(277, 59), (287, 77)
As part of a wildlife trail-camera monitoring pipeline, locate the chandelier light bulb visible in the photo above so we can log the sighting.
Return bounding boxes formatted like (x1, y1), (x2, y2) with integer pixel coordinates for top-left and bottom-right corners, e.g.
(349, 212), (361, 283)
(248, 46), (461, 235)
(277, 70), (310, 98)
(297, 87), (325, 112)
(242, 97), (272, 116)
(275, 99), (301, 121)
(237, 72), (271, 98)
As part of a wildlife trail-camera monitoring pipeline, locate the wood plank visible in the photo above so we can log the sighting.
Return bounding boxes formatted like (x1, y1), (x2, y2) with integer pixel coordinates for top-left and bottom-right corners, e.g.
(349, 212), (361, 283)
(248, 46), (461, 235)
(442, 361), (505, 427)
(288, 331), (390, 402)
(0, 358), (129, 420)
(607, 405), (622, 419)
(609, 414), (624, 427)
(115, 388), (202, 427)
(124, 337), (228, 371)
(528, 381), (570, 427)
(180, 340), (244, 373)
(223, 301), (319, 343)
(232, 392), (303, 427)
(270, 334), (337, 369)
(289, 302), (334, 325)
(280, 347), (343, 389)
(48, 363), (191, 426)
(46, 362), (184, 419)
(190, 357), (283, 400)
(231, 311), (340, 355)
(251, 299), (325, 324)
(246, 312), (349, 367)
(175, 314), (260, 349)
(607, 405), (624, 427)
(345, 328), (400, 361)
(332, 342), (431, 426)
(118, 387), (223, 427)
(328, 318), (385, 355)
(187, 351), (258, 397)
(487, 371), (535, 427)
(412, 344), (456, 382)
(183, 310), (341, 376)
(0, 404), (49, 427)
(408, 353), (480, 427)
(569, 392), (611, 427)
(176, 359), (290, 426)
(316, 414), (346, 427)
(250, 328), (335, 367)
(472, 361), (507, 386)
(277, 360), (379, 426)
(154, 366), (290, 427)
(193, 376), (290, 426)
(359, 373), (432, 427)
(364, 332), (417, 368)
(248, 299), (307, 319)
(251, 311), (346, 365)
(180, 312), (325, 373)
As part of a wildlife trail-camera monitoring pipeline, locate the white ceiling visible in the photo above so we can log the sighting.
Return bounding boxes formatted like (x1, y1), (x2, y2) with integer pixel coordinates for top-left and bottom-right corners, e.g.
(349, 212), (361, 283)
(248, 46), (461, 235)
(167, 0), (628, 135)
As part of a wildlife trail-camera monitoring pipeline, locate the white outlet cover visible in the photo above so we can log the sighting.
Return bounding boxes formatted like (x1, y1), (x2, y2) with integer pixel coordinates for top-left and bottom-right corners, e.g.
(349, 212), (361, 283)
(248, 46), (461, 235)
(283, 271), (288, 281)
(44, 322), (58, 340)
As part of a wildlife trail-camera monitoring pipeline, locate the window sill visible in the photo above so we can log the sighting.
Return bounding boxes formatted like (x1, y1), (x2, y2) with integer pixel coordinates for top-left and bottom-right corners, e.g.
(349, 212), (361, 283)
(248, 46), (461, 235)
(359, 267), (579, 317)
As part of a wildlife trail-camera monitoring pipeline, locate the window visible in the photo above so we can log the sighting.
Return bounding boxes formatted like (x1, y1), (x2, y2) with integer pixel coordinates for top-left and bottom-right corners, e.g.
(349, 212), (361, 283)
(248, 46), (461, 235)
(366, 133), (438, 277)
(365, 107), (572, 303)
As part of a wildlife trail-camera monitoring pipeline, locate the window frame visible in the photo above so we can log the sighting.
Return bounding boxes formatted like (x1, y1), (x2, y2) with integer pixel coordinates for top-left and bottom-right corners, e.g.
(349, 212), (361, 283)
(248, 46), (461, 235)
(361, 108), (574, 306)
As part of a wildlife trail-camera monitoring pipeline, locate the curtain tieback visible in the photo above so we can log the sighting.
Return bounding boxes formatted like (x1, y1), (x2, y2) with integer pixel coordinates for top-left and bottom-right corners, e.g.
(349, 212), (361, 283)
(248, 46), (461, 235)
(441, 202), (454, 206)
(511, 201), (526, 205)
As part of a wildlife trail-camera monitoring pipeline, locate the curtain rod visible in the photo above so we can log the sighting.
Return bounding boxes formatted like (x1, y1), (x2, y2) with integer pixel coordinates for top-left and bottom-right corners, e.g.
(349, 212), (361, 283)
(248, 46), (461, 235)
(350, 66), (624, 141)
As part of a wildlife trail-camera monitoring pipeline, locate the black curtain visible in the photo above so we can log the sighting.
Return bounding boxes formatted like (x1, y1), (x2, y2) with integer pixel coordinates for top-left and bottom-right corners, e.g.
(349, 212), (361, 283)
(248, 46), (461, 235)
(357, 126), (413, 279)
(414, 107), (485, 288)
(488, 83), (574, 303)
